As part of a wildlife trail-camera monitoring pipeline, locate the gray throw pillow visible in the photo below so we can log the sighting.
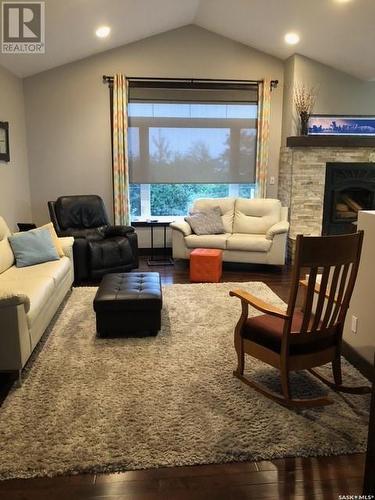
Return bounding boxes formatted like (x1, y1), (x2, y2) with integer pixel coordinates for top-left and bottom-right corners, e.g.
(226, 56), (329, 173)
(185, 206), (225, 235)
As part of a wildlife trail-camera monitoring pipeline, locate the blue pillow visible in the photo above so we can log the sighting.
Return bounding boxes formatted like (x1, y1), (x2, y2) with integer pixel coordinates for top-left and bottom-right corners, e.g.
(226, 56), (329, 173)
(8, 227), (60, 268)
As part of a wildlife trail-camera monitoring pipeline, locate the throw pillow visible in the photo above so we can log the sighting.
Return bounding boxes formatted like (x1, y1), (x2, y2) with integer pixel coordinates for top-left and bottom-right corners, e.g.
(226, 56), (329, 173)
(39, 222), (64, 257)
(185, 207), (225, 235)
(8, 227), (60, 268)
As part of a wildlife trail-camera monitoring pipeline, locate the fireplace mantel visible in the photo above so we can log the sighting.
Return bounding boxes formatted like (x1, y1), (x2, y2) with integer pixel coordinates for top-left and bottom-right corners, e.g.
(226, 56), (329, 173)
(286, 135), (375, 148)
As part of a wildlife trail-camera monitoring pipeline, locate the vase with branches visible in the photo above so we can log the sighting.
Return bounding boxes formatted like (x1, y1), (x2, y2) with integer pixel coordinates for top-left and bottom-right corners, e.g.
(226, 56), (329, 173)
(293, 83), (318, 135)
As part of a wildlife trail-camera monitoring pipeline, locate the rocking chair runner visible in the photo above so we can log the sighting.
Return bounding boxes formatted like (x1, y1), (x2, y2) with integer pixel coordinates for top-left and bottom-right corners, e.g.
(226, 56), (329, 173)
(230, 231), (371, 408)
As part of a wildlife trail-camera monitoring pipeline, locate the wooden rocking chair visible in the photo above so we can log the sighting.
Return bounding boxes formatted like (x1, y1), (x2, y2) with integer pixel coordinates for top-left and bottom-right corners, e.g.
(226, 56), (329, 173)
(230, 231), (371, 408)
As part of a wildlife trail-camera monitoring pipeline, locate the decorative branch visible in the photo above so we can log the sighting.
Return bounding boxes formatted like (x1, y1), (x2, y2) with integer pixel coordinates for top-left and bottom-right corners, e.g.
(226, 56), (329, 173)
(293, 83), (318, 115)
(293, 83), (319, 135)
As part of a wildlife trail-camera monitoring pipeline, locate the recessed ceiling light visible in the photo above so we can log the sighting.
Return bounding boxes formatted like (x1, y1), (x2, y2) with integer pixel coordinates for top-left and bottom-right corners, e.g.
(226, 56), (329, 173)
(96, 26), (111, 39)
(284, 32), (300, 45)
(334, 0), (352, 3)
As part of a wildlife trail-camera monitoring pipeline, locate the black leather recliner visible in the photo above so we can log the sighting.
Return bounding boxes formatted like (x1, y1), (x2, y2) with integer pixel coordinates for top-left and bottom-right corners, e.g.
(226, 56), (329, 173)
(48, 195), (138, 283)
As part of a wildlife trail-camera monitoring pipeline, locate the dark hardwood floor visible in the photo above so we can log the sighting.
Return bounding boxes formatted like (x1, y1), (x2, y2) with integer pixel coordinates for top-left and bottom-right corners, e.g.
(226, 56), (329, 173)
(0, 258), (368, 499)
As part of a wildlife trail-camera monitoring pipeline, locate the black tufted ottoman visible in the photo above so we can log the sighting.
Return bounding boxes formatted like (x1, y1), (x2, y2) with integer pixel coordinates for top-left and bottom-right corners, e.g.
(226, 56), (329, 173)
(93, 272), (162, 337)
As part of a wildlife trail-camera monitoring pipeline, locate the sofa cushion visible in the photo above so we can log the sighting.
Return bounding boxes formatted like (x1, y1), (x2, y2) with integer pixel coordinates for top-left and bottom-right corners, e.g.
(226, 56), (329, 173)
(191, 198), (235, 233)
(184, 233), (230, 250)
(226, 234), (272, 252)
(0, 276), (55, 327)
(3, 256), (71, 287)
(0, 217), (14, 274)
(233, 198), (281, 235)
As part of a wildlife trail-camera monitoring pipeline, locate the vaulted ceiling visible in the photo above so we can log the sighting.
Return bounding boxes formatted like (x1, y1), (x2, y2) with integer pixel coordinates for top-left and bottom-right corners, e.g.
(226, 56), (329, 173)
(0, 0), (374, 80)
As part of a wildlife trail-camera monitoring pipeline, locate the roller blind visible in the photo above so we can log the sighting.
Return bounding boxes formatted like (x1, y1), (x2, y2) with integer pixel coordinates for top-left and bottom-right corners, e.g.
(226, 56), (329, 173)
(128, 81), (258, 184)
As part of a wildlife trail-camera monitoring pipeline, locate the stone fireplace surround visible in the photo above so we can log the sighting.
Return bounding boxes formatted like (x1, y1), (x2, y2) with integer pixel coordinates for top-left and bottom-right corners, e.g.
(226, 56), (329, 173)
(278, 139), (375, 259)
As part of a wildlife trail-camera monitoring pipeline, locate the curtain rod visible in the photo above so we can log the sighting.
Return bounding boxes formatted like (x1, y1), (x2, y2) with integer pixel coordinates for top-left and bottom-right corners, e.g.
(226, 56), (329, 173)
(102, 75), (279, 90)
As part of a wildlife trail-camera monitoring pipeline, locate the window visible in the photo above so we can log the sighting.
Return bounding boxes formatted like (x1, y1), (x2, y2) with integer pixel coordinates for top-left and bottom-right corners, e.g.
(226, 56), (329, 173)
(128, 81), (258, 219)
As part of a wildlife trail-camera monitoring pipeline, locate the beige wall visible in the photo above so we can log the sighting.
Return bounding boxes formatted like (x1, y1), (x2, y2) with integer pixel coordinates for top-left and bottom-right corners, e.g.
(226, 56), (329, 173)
(281, 54), (375, 143)
(343, 211), (375, 365)
(23, 25), (284, 227)
(281, 56), (296, 147)
(0, 65), (31, 231)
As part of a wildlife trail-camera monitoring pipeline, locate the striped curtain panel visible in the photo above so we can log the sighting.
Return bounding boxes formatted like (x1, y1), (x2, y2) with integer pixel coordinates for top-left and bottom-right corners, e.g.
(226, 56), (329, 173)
(112, 74), (130, 225)
(255, 79), (271, 198)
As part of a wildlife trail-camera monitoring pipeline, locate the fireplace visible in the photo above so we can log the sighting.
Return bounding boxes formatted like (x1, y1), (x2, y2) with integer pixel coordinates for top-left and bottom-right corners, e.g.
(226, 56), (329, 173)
(322, 163), (375, 235)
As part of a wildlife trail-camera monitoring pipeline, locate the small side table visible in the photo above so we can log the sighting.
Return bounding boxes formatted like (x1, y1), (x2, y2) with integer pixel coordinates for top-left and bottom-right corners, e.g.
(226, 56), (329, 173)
(132, 220), (174, 266)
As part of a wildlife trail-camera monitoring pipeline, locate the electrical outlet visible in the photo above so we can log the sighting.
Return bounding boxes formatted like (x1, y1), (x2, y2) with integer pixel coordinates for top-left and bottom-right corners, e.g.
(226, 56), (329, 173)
(351, 315), (358, 334)
(269, 176), (275, 185)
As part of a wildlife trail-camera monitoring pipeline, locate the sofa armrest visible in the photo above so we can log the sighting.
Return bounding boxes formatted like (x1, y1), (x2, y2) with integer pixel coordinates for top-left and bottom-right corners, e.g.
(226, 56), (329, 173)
(266, 220), (290, 240)
(170, 220), (192, 237)
(58, 236), (74, 259)
(0, 289), (30, 313)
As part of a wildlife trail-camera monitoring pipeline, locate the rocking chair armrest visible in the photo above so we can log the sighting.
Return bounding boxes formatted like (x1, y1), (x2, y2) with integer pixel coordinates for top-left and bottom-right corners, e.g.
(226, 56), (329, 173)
(229, 289), (289, 319)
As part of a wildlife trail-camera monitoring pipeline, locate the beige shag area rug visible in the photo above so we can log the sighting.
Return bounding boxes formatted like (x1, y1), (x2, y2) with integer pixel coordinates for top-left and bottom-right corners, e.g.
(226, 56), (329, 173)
(0, 282), (370, 479)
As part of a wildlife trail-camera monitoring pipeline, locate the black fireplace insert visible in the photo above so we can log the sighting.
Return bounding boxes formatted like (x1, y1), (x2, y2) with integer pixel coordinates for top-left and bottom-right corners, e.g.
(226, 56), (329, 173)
(322, 163), (375, 235)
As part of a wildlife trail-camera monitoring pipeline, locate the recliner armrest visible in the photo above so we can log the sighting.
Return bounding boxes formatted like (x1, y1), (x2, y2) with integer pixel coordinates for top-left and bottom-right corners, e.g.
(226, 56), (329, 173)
(104, 225), (135, 237)
(266, 220), (290, 240)
(0, 289), (30, 313)
(170, 220), (192, 237)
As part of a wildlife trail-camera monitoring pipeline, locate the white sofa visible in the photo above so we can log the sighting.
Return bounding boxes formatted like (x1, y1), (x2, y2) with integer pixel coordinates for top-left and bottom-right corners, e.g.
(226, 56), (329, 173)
(170, 198), (289, 265)
(0, 216), (74, 382)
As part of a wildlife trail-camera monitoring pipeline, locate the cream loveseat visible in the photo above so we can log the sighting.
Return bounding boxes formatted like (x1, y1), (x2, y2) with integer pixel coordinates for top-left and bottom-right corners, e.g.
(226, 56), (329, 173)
(0, 217), (74, 382)
(170, 198), (289, 265)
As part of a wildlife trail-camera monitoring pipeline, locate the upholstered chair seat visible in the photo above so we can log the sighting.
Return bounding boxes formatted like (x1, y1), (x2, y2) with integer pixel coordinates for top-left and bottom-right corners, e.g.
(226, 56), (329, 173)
(243, 313), (336, 355)
(89, 237), (135, 279)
